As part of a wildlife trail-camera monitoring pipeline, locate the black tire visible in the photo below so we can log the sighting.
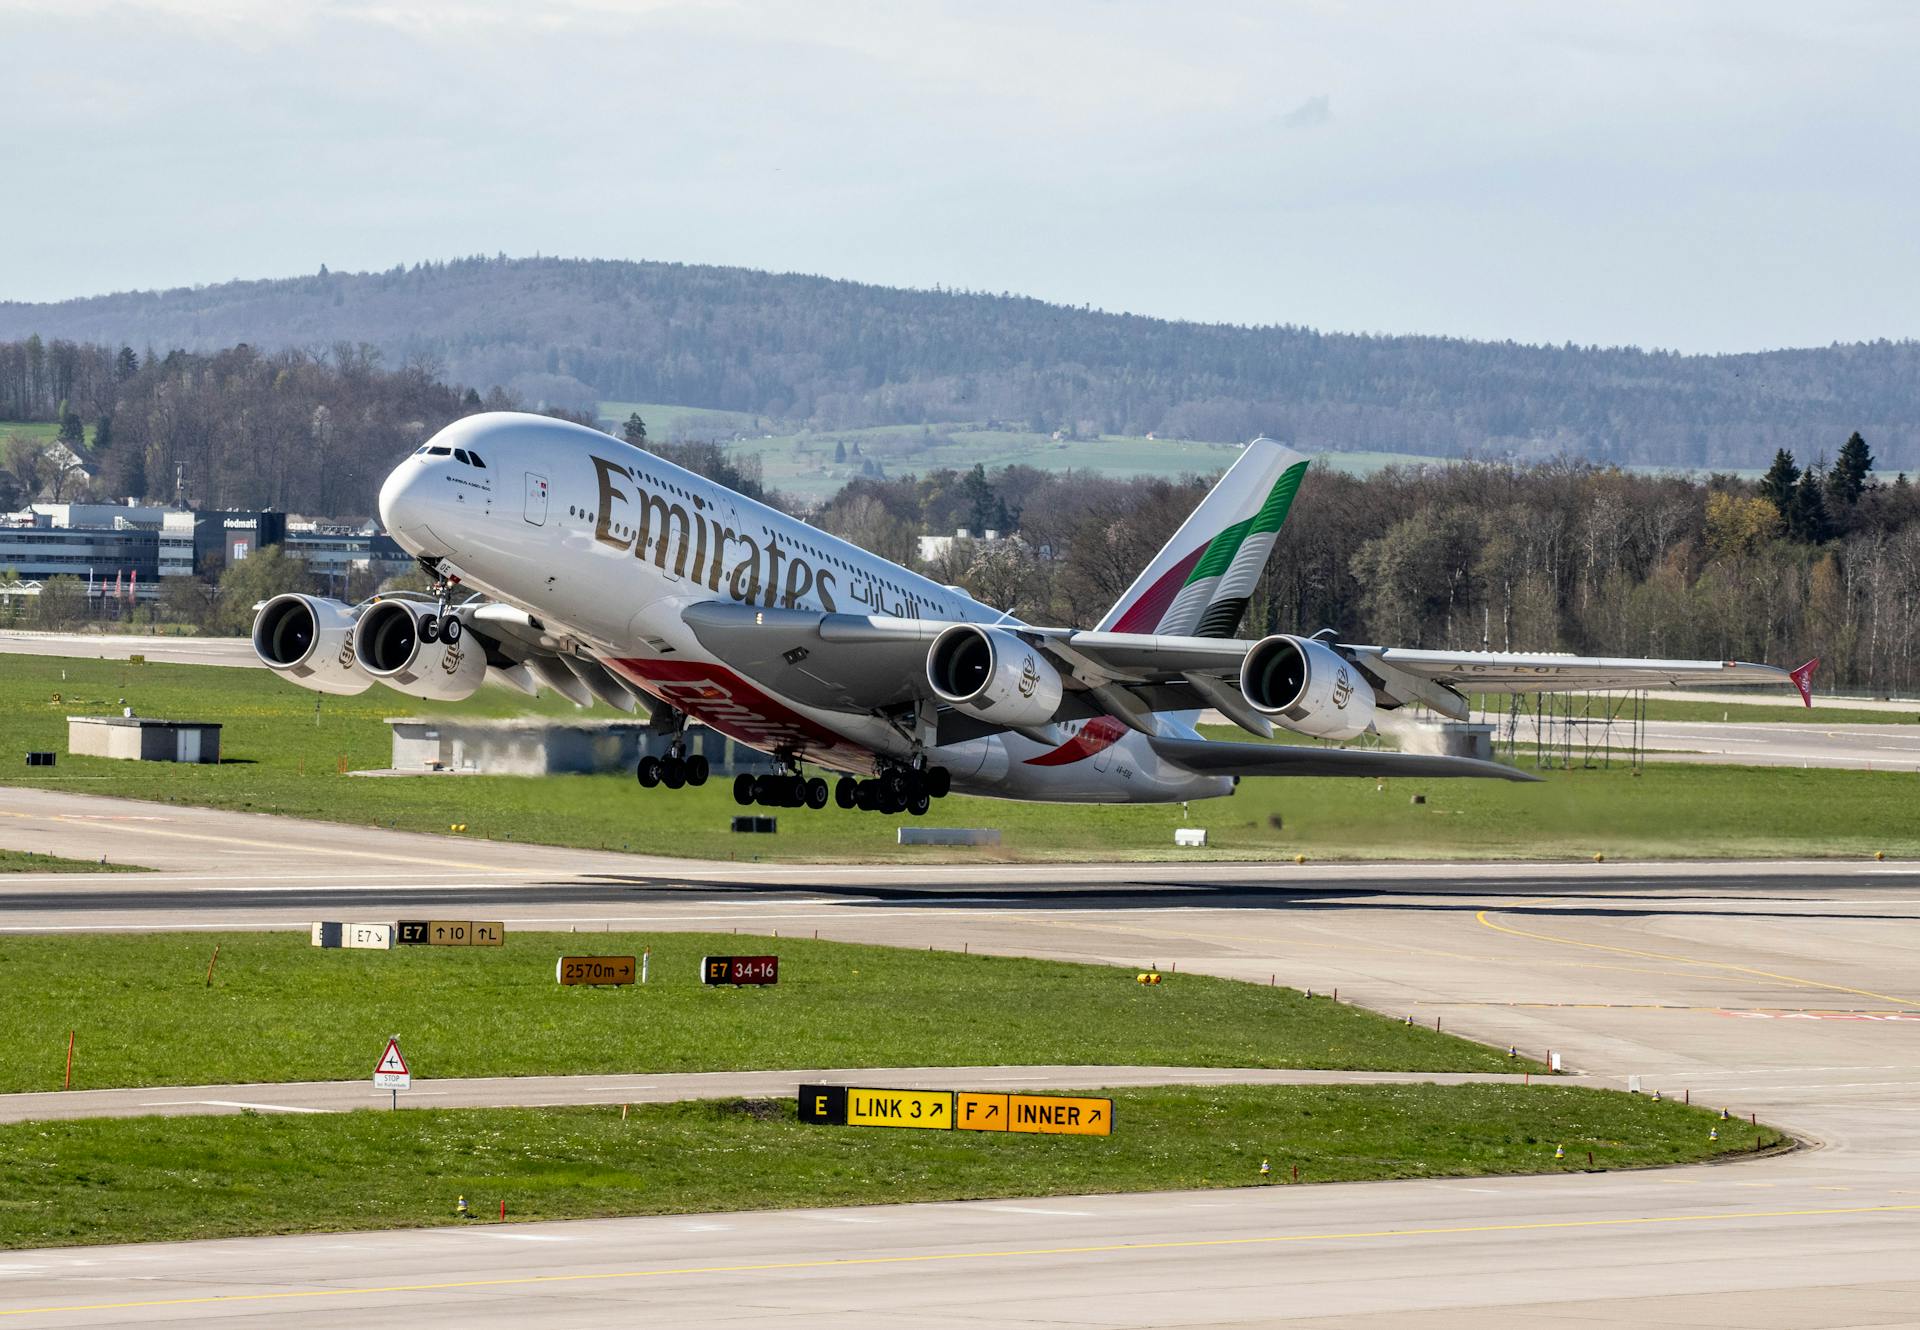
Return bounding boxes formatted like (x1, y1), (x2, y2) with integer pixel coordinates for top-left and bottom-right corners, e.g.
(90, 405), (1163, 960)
(905, 770), (928, 801)
(805, 777), (830, 809)
(835, 777), (857, 809)
(439, 614), (462, 644)
(661, 757), (687, 790)
(882, 770), (909, 800)
(927, 766), (952, 798)
(751, 775), (773, 805)
(786, 776), (807, 806)
(880, 792), (905, 816)
(854, 781), (876, 812)
(908, 792), (931, 817)
(419, 611), (440, 644)
(637, 756), (662, 789)
(686, 754), (710, 786)
(733, 773), (755, 806)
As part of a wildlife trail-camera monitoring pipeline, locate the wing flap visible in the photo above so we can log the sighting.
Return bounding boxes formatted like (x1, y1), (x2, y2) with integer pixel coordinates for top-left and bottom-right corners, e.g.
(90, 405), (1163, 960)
(1354, 648), (1793, 694)
(1148, 735), (1539, 782)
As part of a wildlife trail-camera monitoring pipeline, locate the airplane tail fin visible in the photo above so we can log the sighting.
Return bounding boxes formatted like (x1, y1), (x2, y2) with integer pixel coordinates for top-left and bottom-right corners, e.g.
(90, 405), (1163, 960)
(1096, 437), (1310, 638)
(1790, 657), (1818, 708)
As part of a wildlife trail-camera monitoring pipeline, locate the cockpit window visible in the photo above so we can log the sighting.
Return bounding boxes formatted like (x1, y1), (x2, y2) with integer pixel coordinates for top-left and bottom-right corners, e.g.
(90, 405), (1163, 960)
(468, 452), (485, 468)
(414, 444), (429, 455)
(454, 449), (471, 465)
(428, 445), (452, 456)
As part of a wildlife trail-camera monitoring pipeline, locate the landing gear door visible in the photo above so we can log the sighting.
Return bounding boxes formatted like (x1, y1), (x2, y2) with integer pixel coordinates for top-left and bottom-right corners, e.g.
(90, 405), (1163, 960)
(524, 473), (549, 526)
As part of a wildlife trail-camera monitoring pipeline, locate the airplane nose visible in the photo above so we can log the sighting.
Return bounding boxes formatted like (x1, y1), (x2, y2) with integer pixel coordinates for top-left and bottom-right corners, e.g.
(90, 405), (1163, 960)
(379, 457), (452, 556)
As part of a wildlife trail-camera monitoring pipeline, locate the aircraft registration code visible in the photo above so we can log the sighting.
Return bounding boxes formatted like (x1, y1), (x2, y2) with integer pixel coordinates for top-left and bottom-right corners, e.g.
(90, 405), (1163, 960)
(556, 955), (637, 986)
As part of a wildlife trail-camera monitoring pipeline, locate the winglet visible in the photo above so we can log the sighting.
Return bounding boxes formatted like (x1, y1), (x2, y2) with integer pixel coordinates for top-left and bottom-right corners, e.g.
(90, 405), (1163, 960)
(1789, 658), (1819, 708)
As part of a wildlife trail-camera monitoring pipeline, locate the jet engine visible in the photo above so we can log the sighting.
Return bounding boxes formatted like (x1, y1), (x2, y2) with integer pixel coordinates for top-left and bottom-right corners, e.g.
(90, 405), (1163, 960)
(926, 624), (1063, 728)
(1239, 634), (1377, 740)
(353, 599), (487, 702)
(251, 594), (370, 695)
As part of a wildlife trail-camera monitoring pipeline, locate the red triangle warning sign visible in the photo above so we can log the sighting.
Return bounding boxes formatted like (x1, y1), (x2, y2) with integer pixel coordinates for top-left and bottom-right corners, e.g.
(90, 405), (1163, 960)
(375, 1037), (408, 1077)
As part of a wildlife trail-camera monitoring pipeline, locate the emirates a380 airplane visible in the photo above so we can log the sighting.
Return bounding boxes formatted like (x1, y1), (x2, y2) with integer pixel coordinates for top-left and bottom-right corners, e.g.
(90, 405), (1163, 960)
(251, 413), (1813, 815)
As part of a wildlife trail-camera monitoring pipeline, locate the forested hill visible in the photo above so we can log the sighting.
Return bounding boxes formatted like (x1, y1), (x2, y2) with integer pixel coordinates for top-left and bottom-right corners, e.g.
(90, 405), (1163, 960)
(2, 255), (1915, 470)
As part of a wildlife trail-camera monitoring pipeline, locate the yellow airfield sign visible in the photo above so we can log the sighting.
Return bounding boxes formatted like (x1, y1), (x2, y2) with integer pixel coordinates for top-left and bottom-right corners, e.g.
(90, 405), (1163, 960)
(957, 1091), (1009, 1131)
(802, 1085), (1112, 1136)
(1007, 1094), (1112, 1135)
(845, 1087), (953, 1129)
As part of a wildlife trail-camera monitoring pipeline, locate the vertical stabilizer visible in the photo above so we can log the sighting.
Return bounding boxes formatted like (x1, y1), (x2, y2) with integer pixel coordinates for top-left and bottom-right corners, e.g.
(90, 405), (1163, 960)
(1097, 438), (1310, 638)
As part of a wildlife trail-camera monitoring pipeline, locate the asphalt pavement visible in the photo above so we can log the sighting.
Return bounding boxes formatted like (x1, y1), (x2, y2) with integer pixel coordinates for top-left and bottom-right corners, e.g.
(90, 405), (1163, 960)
(3, 793), (1920, 1326)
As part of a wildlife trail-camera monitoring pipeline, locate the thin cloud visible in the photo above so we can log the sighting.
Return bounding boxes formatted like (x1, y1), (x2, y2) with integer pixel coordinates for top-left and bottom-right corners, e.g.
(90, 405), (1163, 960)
(1279, 94), (1330, 130)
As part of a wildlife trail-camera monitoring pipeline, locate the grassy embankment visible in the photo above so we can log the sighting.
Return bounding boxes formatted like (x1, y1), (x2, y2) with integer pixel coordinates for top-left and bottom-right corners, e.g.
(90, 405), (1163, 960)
(6, 931), (1525, 1092)
(0, 849), (143, 873)
(0, 1085), (1779, 1250)
(4, 655), (1915, 862)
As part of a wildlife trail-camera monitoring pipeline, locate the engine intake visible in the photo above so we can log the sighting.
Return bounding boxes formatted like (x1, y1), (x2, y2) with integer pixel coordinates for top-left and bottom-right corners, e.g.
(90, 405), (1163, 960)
(926, 624), (1063, 728)
(251, 594), (370, 695)
(353, 599), (486, 701)
(1239, 634), (1376, 740)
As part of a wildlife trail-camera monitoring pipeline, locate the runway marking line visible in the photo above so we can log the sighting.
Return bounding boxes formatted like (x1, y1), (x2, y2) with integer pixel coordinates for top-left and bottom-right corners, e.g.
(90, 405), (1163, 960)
(5, 1203), (1918, 1318)
(0, 811), (499, 872)
(1474, 900), (1920, 1009)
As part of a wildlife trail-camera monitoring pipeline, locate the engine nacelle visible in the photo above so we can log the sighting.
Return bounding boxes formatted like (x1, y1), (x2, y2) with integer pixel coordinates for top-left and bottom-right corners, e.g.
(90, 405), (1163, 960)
(251, 594), (371, 696)
(353, 599), (487, 702)
(1239, 634), (1377, 740)
(926, 624), (1064, 728)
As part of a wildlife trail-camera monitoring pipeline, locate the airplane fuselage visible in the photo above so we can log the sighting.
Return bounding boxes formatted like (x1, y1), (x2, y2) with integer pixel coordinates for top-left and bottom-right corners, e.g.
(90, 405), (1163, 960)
(379, 413), (1232, 803)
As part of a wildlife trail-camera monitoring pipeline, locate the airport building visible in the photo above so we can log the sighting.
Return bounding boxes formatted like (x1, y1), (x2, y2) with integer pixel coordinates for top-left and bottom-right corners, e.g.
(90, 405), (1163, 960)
(0, 502), (409, 600)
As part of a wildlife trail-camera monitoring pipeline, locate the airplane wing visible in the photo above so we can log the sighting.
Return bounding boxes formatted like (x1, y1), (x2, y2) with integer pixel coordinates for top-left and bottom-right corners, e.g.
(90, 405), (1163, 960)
(1145, 736), (1539, 782)
(678, 601), (1813, 739)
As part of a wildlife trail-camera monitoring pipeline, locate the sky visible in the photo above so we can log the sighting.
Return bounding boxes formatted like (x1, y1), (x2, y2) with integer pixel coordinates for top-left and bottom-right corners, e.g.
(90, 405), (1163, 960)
(3, 0), (1916, 353)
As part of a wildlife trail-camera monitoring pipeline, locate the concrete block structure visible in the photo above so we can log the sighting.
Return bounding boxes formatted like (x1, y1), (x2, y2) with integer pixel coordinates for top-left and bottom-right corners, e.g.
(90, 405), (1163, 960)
(67, 716), (222, 763)
(382, 717), (780, 777)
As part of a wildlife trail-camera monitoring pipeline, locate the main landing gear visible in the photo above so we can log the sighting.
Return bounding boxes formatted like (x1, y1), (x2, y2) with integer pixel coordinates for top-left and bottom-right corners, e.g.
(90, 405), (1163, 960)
(730, 762), (953, 816)
(635, 742), (710, 790)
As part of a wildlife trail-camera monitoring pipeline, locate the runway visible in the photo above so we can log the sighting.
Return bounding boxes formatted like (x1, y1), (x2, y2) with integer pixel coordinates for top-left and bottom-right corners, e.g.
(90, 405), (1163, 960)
(3, 788), (1920, 1325)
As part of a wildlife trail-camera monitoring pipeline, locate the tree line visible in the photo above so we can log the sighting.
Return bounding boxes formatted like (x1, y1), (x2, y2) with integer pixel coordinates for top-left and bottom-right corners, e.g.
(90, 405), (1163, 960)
(4, 256), (1915, 470)
(0, 336), (513, 515)
(806, 436), (1920, 695)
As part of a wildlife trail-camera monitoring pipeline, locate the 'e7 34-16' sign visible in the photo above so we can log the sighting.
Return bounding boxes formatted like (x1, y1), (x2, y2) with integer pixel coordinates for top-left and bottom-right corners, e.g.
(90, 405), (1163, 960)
(701, 954), (778, 985)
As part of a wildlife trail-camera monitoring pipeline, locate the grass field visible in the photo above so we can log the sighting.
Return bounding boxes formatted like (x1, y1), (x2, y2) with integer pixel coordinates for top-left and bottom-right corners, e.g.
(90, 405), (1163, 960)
(2, 656), (1914, 862)
(4, 931), (1520, 1093)
(0, 849), (143, 873)
(0, 1085), (1777, 1250)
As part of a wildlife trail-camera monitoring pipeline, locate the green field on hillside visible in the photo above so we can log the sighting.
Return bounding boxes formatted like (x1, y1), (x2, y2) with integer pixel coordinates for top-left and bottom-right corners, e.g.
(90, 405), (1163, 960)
(0, 1086), (1779, 1250)
(1, 656), (1915, 862)
(4, 931), (1520, 1093)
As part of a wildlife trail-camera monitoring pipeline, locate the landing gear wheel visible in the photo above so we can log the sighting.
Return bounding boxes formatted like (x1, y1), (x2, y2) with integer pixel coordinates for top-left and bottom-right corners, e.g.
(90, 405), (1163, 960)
(438, 613), (462, 644)
(854, 781), (877, 812)
(907, 792), (931, 817)
(419, 611), (440, 644)
(882, 770), (909, 801)
(805, 777), (829, 809)
(834, 777), (857, 809)
(661, 756), (687, 789)
(733, 773), (755, 806)
(926, 766), (952, 798)
(637, 756), (662, 788)
(686, 754), (710, 786)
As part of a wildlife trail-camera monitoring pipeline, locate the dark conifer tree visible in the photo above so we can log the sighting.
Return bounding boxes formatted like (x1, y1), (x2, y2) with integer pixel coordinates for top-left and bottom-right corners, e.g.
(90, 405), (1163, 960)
(1787, 468), (1831, 543)
(1758, 449), (1800, 519)
(1828, 431), (1874, 506)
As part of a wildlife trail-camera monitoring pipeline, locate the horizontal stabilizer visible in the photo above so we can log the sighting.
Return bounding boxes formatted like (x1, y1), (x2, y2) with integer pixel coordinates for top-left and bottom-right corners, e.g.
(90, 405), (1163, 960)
(1148, 736), (1539, 782)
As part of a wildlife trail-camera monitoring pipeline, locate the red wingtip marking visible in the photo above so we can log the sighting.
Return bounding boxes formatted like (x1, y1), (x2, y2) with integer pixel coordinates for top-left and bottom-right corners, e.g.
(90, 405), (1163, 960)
(1789, 658), (1819, 708)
